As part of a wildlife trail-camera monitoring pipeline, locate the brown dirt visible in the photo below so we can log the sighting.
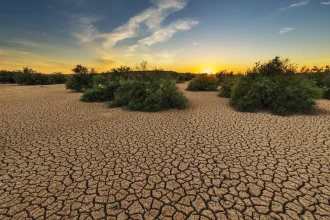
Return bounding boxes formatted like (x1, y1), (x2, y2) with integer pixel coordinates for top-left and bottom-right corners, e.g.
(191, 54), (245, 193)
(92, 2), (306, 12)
(1, 83), (330, 219)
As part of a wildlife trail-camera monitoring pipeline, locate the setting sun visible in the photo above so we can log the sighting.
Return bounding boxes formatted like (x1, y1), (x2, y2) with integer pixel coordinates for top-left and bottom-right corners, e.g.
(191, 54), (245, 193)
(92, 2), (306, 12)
(202, 68), (214, 74)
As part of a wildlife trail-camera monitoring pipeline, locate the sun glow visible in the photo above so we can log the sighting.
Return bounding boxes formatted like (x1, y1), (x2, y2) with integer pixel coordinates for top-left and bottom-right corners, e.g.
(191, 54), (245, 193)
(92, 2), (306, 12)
(202, 68), (214, 74)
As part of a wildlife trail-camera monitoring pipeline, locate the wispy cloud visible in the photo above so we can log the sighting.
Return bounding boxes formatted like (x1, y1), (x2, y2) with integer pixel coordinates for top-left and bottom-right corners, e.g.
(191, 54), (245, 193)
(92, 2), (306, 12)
(279, 1), (309, 11)
(279, 27), (295, 34)
(127, 19), (198, 52)
(96, 58), (119, 65)
(73, 0), (197, 51)
(0, 47), (73, 72)
(0, 48), (33, 56)
(137, 19), (198, 46)
(72, 15), (103, 43)
(100, 0), (189, 48)
(8, 40), (47, 48)
(155, 49), (184, 63)
(321, 1), (330, 5)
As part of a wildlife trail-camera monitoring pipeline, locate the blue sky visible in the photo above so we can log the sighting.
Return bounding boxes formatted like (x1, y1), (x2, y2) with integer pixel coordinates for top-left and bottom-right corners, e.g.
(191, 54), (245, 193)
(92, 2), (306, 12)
(0, 0), (330, 73)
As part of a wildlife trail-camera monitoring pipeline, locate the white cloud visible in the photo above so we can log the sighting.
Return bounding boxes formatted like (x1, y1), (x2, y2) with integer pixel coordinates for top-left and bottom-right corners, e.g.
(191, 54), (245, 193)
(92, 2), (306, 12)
(279, 27), (295, 34)
(155, 49), (184, 63)
(279, 1), (309, 11)
(137, 19), (199, 46)
(321, 1), (330, 5)
(100, 0), (189, 48)
(73, 0), (198, 52)
(72, 15), (103, 43)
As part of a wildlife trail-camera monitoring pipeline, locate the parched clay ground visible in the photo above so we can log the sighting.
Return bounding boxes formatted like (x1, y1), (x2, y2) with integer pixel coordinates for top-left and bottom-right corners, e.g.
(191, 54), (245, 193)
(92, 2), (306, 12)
(1, 83), (330, 220)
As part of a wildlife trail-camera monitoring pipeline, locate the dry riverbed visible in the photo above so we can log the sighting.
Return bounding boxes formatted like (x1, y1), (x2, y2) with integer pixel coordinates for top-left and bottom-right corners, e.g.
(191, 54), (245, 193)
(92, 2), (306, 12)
(1, 83), (330, 219)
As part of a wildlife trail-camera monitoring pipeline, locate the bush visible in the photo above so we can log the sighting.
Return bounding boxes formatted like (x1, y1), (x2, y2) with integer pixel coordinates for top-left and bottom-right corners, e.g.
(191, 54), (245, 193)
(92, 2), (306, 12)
(81, 82), (119, 102)
(321, 75), (330, 99)
(216, 70), (234, 84)
(66, 65), (95, 92)
(270, 76), (324, 115)
(112, 79), (187, 111)
(3, 68), (67, 85)
(248, 56), (296, 77)
(187, 74), (218, 91)
(50, 72), (67, 84)
(219, 76), (240, 98)
(13, 68), (48, 85)
(230, 76), (275, 112)
(0, 71), (17, 83)
(230, 57), (325, 116)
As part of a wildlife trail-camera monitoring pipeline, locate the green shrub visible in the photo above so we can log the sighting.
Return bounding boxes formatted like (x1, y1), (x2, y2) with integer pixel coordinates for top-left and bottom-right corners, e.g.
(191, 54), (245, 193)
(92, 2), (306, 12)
(13, 69), (50, 85)
(50, 72), (67, 84)
(66, 65), (95, 92)
(248, 56), (296, 77)
(8, 68), (67, 85)
(173, 72), (195, 83)
(216, 70), (234, 84)
(230, 57), (325, 116)
(219, 76), (240, 98)
(0, 71), (17, 83)
(187, 74), (218, 91)
(321, 74), (330, 99)
(112, 79), (187, 111)
(230, 74), (324, 116)
(269, 76), (324, 115)
(81, 82), (119, 102)
(81, 87), (105, 102)
(230, 75), (275, 112)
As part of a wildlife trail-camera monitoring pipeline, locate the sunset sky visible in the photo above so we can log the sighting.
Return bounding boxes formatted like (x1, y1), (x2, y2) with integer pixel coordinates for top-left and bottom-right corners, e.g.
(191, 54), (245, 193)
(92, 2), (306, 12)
(0, 0), (330, 73)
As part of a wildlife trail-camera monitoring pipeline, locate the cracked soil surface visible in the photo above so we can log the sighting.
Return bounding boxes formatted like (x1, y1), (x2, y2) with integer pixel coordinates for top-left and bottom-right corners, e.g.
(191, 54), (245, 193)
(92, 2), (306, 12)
(1, 83), (330, 220)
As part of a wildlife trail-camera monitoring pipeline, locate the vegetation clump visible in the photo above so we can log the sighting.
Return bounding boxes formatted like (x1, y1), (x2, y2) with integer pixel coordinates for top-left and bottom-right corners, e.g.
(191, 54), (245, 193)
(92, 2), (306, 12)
(80, 63), (188, 112)
(230, 57), (325, 116)
(0, 70), (18, 83)
(81, 81), (119, 102)
(0, 68), (67, 85)
(66, 65), (95, 92)
(219, 76), (240, 98)
(187, 74), (218, 91)
(322, 74), (330, 99)
(109, 79), (187, 111)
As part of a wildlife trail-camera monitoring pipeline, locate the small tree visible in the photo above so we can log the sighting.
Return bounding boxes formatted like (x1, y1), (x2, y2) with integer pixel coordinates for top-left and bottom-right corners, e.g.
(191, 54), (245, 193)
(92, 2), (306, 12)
(72, 65), (88, 74)
(66, 65), (95, 92)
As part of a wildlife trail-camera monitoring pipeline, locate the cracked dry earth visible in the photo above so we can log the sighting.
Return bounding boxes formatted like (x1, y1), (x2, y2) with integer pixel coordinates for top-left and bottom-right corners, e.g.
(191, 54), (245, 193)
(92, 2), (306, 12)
(1, 83), (330, 220)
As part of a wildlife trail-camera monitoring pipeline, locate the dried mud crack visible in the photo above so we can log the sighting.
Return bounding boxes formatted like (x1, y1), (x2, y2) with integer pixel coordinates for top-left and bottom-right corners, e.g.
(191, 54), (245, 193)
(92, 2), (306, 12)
(1, 83), (330, 219)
